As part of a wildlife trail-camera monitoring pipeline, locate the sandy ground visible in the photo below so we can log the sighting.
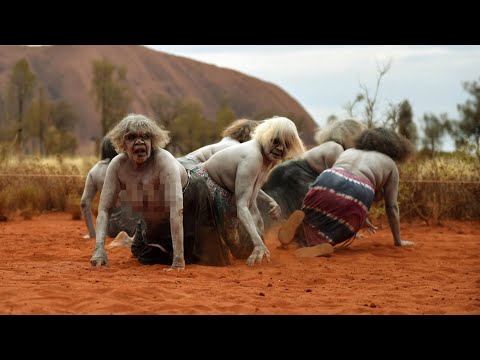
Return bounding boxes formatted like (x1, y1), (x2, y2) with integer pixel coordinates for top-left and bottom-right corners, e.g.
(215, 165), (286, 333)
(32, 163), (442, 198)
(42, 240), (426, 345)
(0, 212), (478, 315)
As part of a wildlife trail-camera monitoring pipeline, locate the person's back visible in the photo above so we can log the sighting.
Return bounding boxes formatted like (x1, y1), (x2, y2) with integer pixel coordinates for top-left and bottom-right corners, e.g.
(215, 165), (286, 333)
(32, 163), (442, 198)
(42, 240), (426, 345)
(279, 127), (416, 256)
(301, 141), (344, 174)
(87, 159), (109, 192)
(186, 137), (240, 163)
(202, 140), (255, 193)
(80, 136), (136, 239)
(199, 116), (305, 266)
(177, 118), (258, 170)
(333, 148), (396, 193)
(260, 119), (366, 231)
(80, 137), (118, 239)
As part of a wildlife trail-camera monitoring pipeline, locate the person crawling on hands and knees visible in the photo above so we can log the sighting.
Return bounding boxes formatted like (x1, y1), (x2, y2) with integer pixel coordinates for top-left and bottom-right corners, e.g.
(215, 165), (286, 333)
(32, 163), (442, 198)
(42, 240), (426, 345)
(90, 114), (231, 271)
(80, 135), (137, 240)
(259, 118), (367, 238)
(197, 116), (305, 266)
(278, 127), (416, 257)
(177, 118), (258, 170)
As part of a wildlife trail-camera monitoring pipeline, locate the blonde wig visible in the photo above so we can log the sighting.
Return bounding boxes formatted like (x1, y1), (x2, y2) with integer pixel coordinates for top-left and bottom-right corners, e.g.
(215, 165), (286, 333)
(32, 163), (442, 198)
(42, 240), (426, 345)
(252, 116), (305, 159)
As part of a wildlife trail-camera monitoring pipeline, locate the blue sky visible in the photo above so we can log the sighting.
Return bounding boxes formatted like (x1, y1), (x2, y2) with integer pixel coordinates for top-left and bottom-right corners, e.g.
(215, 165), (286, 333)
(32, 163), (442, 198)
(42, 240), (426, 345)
(145, 45), (480, 150)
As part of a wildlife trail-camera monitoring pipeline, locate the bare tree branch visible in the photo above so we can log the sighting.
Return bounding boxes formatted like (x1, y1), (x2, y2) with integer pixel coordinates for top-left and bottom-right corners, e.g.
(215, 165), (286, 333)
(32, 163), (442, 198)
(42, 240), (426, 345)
(343, 93), (364, 117)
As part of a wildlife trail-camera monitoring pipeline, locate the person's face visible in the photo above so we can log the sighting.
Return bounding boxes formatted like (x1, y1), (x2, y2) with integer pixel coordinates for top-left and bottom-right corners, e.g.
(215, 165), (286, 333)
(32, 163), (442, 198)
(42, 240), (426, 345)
(265, 137), (289, 162)
(124, 130), (152, 164)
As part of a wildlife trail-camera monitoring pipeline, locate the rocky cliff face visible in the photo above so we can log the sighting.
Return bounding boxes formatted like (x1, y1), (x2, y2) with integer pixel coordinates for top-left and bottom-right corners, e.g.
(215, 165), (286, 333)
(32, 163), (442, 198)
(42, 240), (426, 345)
(0, 45), (317, 154)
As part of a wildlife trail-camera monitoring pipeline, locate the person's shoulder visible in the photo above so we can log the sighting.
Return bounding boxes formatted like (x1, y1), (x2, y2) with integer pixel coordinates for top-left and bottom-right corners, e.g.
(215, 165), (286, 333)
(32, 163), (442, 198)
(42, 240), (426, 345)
(153, 148), (181, 166)
(98, 158), (111, 165)
(222, 137), (240, 145)
(88, 161), (105, 173)
(329, 141), (344, 151)
(370, 150), (396, 163)
(87, 162), (107, 180)
(216, 139), (241, 153)
(107, 153), (128, 169)
(154, 147), (173, 157)
(312, 141), (343, 153)
(213, 140), (246, 156)
(361, 151), (397, 172)
(235, 140), (260, 155)
(241, 143), (264, 164)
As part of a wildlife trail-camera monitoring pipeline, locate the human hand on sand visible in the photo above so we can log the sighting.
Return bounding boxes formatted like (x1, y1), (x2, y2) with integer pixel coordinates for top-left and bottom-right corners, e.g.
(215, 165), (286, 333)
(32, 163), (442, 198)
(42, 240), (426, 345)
(246, 244), (270, 266)
(364, 218), (378, 234)
(268, 201), (281, 220)
(90, 245), (109, 267)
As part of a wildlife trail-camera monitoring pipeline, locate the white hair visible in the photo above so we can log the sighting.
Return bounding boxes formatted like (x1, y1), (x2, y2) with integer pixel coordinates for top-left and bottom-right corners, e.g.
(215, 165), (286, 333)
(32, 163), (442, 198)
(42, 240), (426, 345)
(252, 116), (305, 159)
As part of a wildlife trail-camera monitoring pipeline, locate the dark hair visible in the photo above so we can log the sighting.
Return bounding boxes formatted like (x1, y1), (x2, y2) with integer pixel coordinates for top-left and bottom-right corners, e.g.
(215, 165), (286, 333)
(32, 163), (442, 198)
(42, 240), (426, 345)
(100, 136), (118, 160)
(355, 127), (416, 163)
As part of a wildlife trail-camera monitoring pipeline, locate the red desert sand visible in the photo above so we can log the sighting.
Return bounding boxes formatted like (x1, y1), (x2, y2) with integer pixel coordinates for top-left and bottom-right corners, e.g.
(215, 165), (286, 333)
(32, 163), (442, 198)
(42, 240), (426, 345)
(0, 212), (478, 315)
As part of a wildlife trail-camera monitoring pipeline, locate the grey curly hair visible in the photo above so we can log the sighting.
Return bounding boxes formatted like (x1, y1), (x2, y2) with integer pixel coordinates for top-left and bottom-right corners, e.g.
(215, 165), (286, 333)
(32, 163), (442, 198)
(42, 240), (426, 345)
(314, 118), (367, 149)
(108, 113), (170, 153)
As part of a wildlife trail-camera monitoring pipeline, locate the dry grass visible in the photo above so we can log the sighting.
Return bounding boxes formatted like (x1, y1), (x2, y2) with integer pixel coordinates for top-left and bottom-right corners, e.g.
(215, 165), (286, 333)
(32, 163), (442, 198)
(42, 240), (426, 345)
(369, 152), (480, 224)
(0, 155), (96, 219)
(0, 153), (479, 223)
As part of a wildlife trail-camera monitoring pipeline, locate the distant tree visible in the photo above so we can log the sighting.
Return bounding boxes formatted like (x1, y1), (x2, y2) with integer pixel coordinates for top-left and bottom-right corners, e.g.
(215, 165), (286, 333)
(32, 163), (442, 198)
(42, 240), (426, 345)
(91, 58), (131, 136)
(344, 94), (364, 118)
(384, 99), (418, 145)
(421, 113), (450, 154)
(0, 91), (12, 142)
(7, 58), (37, 153)
(171, 100), (208, 156)
(149, 93), (181, 130)
(455, 78), (480, 157)
(25, 86), (50, 155)
(397, 100), (418, 145)
(50, 99), (78, 132)
(44, 126), (77, 156)
(0, 91), (6, 129)
(343, 59), (392, 128)
(383, 101), (399, 130)
(326, 114), (338, 125)
(215, 102), (236, 139)
(24, 94), (79, 156)
(148, 93), (184, 153)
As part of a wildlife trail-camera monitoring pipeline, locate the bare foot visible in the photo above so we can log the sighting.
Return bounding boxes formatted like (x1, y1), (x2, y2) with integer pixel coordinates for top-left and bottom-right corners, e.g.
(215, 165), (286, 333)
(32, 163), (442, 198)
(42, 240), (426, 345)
(294, 243), (334, 257)
(278, 210), (305, 245)
(108, 231), (133, 249)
